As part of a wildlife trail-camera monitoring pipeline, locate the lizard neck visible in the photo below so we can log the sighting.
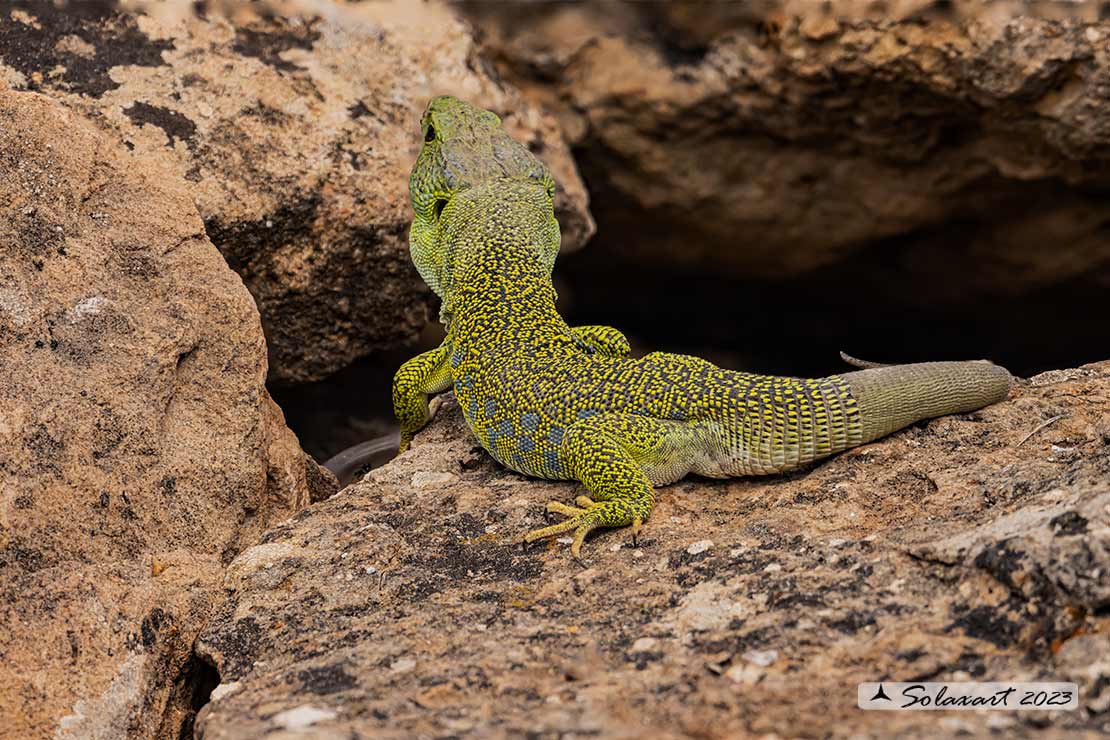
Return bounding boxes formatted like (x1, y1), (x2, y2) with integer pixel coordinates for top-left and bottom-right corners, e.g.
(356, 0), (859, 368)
(443, 180), (565, 345)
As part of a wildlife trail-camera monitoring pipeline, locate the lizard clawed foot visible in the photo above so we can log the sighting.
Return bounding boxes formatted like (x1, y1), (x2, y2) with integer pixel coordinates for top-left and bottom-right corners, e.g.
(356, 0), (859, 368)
(523, 496), (605, 558)
(523, 496), (646, 559)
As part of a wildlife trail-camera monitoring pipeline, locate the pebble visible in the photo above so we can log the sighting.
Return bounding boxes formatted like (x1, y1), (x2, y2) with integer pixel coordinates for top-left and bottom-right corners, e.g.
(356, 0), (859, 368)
(742, 649), (778, 667)
(271, 705), (337, 730)
(686, 539), (713, 555)
(390, 657), (416, 673)
(725, 663), (766, 685)
(209, 681), (240, 701)
(631, 637), (658, 652)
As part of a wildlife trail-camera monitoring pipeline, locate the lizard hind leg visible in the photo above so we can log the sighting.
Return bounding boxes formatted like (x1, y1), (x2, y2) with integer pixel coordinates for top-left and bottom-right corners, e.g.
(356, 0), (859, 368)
(523, 414), (693, 558)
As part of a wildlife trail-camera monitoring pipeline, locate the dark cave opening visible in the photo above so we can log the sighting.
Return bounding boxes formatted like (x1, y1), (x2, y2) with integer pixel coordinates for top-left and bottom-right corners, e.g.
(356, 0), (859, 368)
(555, 237), (1108, 381)
(272, 345), (415, 463)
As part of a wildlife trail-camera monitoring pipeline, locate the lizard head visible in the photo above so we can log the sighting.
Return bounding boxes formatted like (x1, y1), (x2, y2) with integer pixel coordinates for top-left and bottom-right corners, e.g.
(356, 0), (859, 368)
(408, 95), (559, 322)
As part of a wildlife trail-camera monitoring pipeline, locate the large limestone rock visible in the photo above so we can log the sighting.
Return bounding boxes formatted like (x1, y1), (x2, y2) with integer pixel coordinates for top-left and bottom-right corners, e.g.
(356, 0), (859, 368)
(196, 362), (1110, 737)
(0, 88), (332, 738)
(464, 2), (1110, 299)
(0, 1), (594, 383)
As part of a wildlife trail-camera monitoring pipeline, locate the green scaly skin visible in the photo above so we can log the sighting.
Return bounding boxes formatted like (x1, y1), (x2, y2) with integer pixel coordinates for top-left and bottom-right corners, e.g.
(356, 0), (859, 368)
(393, 96), (1013, 558)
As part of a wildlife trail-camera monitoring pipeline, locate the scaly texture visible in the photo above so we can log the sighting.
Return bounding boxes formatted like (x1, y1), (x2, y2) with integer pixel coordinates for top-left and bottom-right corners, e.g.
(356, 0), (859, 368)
(394, 96), (1012, 557)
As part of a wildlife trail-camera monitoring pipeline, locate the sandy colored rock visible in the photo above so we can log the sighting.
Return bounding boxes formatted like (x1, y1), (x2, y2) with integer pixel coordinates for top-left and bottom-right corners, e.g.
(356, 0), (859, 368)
(196, 361), (1109, 737)
(0, 1), (594, 383)
(0, 88), (332, 738)
(464, 2), (1110, 301)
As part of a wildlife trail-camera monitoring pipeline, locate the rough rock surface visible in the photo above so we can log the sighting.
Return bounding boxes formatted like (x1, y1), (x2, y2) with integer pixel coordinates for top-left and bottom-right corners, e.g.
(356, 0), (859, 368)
(465, 2), (1110, 300)
(0, 88), (333, 738)
(0, 0), (594, 383)
(197, 362), (1109, 738)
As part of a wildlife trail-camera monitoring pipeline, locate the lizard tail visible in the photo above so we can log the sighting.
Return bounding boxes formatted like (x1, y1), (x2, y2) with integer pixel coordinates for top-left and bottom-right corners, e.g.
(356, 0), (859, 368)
(839, 351), (891, 369)
(322, 433), (400, 487)
(841, 361), (1012, 443)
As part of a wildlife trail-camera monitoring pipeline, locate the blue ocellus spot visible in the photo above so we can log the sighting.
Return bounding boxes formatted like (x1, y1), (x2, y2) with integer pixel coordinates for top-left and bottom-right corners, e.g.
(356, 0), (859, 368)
(543, 450), (562, 474)
(519, 436), (535, 452)
(450, 349), (464, 368)
(577, 408), (600, 420)
(548, 426), (565, 445)
(485, 399), (498, 417)
(498, 419), (514, 436)
(520, 411), (540, 433)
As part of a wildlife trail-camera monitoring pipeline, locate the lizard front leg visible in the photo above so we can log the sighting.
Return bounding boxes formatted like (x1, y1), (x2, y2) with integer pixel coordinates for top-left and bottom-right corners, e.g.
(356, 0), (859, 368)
(524, 413), (694, 558)
(392, 343), (454, 453)
(570, 325), (630, 358)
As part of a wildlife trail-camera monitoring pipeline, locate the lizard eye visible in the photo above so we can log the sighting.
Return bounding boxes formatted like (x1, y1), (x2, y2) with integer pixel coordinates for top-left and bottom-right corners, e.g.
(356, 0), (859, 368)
(424, 125), (436, 143)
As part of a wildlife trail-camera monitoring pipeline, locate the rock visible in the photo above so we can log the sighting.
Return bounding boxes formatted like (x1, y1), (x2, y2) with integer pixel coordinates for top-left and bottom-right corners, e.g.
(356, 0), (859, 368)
(271, 705), (338, 731)
(911, 482), (1110, 610)
(742, 649), (779, 667)
(1, 1), (593, 383)
(686, 539), (714, 555)
(0, 88), (330, 737)
(196, 361), (1109, 737)
(464, 2), (1110, 300)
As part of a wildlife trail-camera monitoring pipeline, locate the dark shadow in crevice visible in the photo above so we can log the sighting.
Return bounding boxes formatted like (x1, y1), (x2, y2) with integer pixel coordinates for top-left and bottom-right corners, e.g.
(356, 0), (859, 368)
(271, 346), (417, 463)
(173, 652), (220, 740)
(556, 231), (1108, 380)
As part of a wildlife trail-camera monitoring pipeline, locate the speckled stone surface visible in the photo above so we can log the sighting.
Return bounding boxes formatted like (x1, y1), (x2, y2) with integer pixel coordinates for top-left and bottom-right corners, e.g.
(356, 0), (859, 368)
(0, 1), (594, 383)
(0, 87), (331, 739)
(197, 362), (1110, 738)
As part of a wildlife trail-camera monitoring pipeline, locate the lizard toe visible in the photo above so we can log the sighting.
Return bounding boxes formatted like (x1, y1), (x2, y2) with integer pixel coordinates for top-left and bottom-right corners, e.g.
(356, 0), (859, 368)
(545, 500), (589, 518)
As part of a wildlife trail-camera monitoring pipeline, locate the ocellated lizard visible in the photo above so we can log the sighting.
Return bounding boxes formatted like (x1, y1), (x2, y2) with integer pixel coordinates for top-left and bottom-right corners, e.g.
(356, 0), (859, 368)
(392, 96), (1012, 558)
